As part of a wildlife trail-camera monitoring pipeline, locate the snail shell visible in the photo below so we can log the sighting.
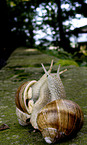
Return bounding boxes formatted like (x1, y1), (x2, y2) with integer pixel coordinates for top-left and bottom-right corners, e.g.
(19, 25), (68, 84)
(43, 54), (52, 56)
(15, 80), (36, 125)
(37, 99), (84, 144)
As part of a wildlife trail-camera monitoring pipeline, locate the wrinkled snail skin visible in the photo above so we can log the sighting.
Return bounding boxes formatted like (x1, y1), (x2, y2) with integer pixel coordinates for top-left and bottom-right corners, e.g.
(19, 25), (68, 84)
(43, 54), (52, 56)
(30, 80), (51, 129)
(41, 63), (66, 101)
(37, 99), (84, 144)
(31, 60), (53, 103)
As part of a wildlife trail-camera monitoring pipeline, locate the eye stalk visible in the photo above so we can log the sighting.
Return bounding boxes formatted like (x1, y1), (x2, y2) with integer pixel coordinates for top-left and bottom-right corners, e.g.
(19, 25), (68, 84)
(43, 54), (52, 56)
(41, 60), (67, 77)
(57, 64), (60, 77)
(41, 63), (49, 77)
(41, 60), (53, 77)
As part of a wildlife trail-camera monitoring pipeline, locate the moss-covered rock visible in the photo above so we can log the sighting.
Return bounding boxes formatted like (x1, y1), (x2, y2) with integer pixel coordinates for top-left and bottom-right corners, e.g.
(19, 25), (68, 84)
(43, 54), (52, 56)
(0, 47), (87, 145)
(55, 59), (79, 67)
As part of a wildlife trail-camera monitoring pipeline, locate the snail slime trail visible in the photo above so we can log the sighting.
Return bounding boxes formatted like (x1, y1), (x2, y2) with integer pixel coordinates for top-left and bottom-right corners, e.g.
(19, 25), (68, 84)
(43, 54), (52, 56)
(15, 60), (84, 144)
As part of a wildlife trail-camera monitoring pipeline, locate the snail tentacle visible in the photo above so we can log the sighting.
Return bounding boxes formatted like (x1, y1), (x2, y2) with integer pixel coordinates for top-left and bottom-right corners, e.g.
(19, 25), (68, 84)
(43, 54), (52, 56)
(57, 64), (60, 77)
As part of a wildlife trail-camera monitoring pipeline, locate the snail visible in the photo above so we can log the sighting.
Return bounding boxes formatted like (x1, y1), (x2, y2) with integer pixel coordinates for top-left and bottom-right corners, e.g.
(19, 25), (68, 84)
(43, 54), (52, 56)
(15, 60), (84, 144)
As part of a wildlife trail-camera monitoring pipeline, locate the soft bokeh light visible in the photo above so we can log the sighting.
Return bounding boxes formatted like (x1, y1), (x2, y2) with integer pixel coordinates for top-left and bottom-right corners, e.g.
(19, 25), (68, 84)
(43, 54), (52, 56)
(34, 5), (87, 45)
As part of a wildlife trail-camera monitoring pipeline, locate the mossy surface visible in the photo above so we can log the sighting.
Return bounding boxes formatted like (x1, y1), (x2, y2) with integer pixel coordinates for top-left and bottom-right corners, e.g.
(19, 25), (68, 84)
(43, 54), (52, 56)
(0, 47), (87, 145)
(55, 59), (79, 67)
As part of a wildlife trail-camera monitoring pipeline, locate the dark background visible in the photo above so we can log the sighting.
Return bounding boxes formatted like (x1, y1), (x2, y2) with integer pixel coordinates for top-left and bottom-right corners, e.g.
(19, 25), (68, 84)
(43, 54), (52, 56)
(0, 0), (87, 68)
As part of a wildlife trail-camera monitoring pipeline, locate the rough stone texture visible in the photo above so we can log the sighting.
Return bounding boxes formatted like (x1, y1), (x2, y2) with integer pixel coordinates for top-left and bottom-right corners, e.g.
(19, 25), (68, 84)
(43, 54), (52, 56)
(0, 47), (87, 145)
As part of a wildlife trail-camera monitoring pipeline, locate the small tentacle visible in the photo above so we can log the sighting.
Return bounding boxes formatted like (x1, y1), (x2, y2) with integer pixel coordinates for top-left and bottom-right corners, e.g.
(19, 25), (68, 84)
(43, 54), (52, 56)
(48, 59), (54, 74)
(57, 65), (60, 77)
(41, 59), (53, 76)
(59, 69), (67, 75)
(57, 64), (67, 76)
(41, 63), (49, 76)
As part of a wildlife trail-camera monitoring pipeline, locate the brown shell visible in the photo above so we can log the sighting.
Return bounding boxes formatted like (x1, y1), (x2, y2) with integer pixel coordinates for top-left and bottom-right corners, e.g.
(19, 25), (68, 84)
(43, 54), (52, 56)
(15, 80), (36, 113)
(15, 81), (29, 112)
(15, 81), (36, 126)
(37, 99), (84, 143)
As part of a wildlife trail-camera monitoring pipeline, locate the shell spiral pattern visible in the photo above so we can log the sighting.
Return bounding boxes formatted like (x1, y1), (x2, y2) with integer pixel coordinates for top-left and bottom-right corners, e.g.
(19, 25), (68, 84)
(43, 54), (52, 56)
(15, 80), (36, 126)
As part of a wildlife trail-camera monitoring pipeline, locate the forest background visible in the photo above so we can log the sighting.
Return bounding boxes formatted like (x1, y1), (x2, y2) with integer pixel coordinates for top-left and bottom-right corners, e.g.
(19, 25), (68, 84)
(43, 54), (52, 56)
(0, 0), (87, 68)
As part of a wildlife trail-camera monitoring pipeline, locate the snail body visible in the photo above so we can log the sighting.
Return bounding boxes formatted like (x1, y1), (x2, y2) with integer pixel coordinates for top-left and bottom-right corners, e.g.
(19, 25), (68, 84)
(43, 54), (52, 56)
(15, 60), (84, 144)
(37, 99), (84, 144)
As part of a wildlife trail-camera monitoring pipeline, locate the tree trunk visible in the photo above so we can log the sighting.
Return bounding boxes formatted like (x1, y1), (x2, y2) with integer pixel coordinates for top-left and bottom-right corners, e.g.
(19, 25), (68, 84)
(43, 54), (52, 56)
(57, 0), (71, 52)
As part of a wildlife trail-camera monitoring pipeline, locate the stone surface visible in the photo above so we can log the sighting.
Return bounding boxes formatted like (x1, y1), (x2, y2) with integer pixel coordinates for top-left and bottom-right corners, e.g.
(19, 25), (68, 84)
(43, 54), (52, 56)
(0, 47), (87, 145)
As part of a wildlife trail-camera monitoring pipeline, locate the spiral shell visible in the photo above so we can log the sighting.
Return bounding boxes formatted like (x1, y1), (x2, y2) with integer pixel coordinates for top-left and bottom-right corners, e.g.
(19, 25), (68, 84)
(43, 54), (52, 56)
(15, 80), (36, 126)
(37, 99), (84, 144)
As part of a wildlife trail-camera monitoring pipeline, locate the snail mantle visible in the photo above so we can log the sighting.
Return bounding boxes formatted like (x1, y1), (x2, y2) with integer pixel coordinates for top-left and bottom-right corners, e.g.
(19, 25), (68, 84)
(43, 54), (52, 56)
(15, 60), (84, 144)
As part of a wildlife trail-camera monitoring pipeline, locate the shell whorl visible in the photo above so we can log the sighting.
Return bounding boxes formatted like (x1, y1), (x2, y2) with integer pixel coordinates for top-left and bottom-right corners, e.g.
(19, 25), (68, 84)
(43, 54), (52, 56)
(15, 80), (37, 125)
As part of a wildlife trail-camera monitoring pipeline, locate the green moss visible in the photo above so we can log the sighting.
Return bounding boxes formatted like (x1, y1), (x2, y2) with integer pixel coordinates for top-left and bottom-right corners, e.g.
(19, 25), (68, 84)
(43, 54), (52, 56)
(55, 59), (79, 67)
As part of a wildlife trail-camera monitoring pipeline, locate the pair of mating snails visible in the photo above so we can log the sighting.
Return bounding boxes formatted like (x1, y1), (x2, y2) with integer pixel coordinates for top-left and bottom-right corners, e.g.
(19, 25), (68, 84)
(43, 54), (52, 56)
(15, 60), (84, 144)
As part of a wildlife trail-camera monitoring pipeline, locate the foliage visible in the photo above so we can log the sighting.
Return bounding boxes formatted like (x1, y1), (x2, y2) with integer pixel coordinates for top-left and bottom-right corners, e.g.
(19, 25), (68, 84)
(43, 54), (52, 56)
(6, 0), (87, 51)
(7, 0), (36, 48)
(42, 48), (73, 59)
(43, 48), (87, 67)
(35, 0), (87, 52)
